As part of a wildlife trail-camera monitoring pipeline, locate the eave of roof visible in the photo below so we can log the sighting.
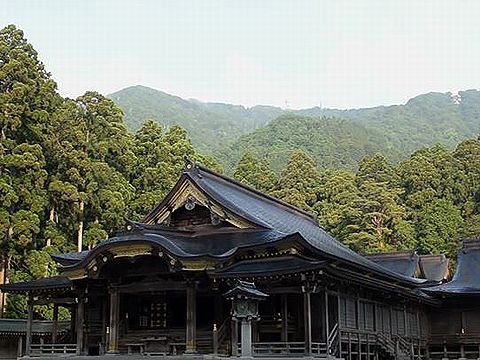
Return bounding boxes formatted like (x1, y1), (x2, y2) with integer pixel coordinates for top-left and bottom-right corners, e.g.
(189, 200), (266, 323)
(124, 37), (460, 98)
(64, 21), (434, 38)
(0, 319), (69, 335)
(0, 276), (73, 294)
(59, 228), (300, 272)
(365, 250), (419, 278)
(212, 255), (326, 278)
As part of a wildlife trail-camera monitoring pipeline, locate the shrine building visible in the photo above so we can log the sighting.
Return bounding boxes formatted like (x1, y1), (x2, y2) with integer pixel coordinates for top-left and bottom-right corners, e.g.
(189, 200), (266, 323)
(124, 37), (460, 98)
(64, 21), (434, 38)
(2, 160), (480, 360)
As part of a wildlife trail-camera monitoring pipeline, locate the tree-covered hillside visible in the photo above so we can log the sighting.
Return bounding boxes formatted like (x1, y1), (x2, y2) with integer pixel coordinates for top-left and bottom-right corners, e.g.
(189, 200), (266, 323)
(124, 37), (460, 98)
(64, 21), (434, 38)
(215, 114), (394, 172)
(298, 91), (480, 154)
(108, 86), (282, 153)
(110, 86), (480, 173)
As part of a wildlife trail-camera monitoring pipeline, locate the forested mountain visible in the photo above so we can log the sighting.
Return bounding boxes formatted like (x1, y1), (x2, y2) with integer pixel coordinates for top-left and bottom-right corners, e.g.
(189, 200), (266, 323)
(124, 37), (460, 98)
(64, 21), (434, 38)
(108, 86), (282, 153)
(297, 91), (480, 154)
(216, 114), (394, 172)
(110, 86), (480, 172)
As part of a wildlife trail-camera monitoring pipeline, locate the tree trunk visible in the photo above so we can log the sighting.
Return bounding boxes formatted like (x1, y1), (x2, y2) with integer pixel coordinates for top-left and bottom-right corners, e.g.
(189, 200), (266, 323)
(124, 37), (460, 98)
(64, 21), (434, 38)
(46, 207), (55, 247)
(0, 256), (7, 318)
(77, 200), (84, 253)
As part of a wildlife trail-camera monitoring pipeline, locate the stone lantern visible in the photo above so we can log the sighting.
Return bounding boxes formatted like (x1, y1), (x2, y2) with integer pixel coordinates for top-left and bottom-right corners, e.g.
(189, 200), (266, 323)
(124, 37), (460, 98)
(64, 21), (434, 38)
(224, 281), (268, 358)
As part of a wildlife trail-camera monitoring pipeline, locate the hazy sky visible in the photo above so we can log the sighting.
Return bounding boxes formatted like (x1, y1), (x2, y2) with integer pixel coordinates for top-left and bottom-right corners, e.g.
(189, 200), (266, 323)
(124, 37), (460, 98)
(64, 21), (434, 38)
(2, 0), (480, 109)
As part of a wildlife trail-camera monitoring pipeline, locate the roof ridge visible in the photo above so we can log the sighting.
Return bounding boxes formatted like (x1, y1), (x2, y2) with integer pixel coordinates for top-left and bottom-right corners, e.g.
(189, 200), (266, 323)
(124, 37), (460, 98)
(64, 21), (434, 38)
(185, 160), (318, 223)
(365, 250), (417, 259)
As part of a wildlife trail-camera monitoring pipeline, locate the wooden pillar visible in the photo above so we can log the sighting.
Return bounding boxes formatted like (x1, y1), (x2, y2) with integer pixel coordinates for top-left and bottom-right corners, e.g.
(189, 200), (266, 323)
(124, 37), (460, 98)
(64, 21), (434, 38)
(25, 293), (33, 356)
(303, 291), (312, 356)
(101, 296), (108, 354)
(76, 297), (85, 355)
(337, 294), (342, 359)
(107, 290), (119, 353)
(214, 292), (222, 326)
(52, 304), (59, 344)
(281, 294), (288, 342)
(325, 291), (330, 350)
(186, 283), (197, 353)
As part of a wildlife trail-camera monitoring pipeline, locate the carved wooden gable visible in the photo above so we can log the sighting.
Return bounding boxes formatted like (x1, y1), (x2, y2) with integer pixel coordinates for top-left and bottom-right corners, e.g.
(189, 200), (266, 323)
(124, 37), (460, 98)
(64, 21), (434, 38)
(144, 177), (256, 229)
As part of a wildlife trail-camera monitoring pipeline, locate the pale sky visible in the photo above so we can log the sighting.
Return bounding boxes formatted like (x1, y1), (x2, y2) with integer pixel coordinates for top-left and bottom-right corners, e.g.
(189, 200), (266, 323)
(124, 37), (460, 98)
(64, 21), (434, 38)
(2, 0), (480, 109)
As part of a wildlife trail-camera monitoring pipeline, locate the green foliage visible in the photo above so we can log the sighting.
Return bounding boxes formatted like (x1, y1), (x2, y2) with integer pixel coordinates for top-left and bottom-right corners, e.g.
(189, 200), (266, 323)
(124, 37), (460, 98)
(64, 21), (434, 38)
(216, 114), (389, 173)
(129, 120), (221, 220)
(272, 150), (320, 212)
(108, 86), (279, 154)
(0, 25), (219, 318)
(233, 151), (276, 193)
(109, 86), (480, 174)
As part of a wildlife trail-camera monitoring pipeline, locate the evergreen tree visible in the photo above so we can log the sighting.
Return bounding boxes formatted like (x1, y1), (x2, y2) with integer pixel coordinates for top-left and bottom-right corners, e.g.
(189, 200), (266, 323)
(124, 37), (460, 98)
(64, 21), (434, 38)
(0, 24), (61, 318)
(130, 121), (221, 219)
(398, 145), (465, 256)
(233, 151), (276, 193)
(453, 138), (480, 238)
(338, 155), (413, 253)
(273, 150), (319, 211)
(314, 169), (360, 241)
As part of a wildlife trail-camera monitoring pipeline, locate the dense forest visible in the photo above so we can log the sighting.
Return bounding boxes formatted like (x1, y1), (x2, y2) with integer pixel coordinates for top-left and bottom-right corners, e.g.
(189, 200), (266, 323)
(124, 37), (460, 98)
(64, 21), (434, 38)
(110, 85), (480, 172)
(1, 25), (479, 319)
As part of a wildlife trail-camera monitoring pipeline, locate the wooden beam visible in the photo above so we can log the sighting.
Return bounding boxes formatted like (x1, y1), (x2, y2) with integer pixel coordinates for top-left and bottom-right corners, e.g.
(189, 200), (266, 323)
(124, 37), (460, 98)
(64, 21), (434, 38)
(303, 290), (312, 356)
(107, 290), (119, 354)
(113, 280), (187, 293)
(231, 318), (238, 356)
(17, 335), (23, 358)
(33, 297), (76, 305)
(52, 304), (58, 344)
(76, 298), (85, 355)
(325, 291), (329, 349)
(281, 294), (288, 342)
(262, 286), (302, 294)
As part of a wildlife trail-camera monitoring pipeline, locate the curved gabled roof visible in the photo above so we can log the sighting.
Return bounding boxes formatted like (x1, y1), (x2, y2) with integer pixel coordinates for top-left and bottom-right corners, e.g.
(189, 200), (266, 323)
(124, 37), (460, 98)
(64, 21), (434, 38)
(424, 240), (480, 295)
(175, 163), (425, 286)
(60, 227), (297, 271)
(54, 162), (425, 286)
(365, 251), (419, 278)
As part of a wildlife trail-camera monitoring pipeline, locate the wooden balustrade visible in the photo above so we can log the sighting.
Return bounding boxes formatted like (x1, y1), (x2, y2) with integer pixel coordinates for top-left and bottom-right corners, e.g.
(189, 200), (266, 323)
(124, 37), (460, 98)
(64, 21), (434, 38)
(237, 341), (328, 357)
(29, 343), (77, 356)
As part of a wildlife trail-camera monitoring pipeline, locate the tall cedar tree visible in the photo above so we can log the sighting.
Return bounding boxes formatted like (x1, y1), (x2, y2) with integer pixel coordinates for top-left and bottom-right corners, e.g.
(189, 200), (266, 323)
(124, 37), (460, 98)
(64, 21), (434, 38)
(233, 151), (276, 193)
(272, 150), (320, 212)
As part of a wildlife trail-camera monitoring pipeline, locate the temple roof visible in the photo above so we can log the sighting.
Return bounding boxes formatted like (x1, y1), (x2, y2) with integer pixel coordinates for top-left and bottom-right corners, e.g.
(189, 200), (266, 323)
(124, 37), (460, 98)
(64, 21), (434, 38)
(60, 228), (293, 272)
(0, 319), (69, 336)
(50, 161), (426, 286)
(365, 251), (419, 278)
(174, 164), (426, 284)
(424, 240), (480, 296)
(365, 250), (449, 282)
(0, 276), (72, 294)
(51, 251), (90, 266)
